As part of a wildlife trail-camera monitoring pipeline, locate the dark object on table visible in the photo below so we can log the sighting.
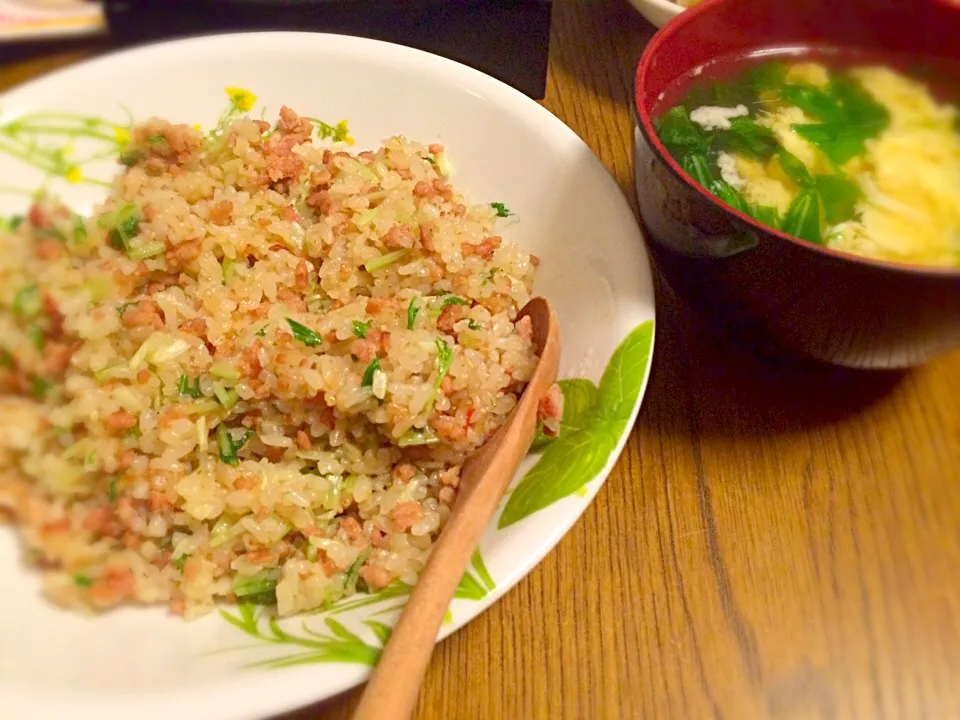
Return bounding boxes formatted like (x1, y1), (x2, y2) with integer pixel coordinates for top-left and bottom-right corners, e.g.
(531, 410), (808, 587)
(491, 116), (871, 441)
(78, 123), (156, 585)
(100, 0), (552, 99)
(633, 0), (960, 370)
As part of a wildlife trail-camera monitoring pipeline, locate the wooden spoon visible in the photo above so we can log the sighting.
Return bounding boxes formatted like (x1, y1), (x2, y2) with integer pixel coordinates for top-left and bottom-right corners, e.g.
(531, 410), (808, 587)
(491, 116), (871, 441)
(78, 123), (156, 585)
(353, 297), (561, 720)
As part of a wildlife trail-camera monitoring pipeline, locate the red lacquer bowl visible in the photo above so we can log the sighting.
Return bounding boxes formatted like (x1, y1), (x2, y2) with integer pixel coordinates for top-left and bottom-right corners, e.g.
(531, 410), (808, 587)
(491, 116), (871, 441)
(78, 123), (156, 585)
(634, 0), (960, 369)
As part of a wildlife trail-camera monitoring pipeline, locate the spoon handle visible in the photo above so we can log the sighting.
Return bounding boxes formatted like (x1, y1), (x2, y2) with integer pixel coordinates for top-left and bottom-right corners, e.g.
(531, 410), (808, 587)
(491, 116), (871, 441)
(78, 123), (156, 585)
(352, 402), (540, 720)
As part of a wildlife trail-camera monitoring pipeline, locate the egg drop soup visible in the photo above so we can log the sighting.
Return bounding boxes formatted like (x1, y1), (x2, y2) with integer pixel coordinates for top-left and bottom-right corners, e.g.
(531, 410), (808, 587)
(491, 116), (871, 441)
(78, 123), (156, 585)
(655, 54), (960, 268)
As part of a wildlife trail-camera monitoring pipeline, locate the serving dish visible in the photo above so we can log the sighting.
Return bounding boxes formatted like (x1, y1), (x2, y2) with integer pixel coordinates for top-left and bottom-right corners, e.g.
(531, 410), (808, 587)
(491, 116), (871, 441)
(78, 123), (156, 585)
(0, 32), (656, 719)
(634, 0), (960, 369)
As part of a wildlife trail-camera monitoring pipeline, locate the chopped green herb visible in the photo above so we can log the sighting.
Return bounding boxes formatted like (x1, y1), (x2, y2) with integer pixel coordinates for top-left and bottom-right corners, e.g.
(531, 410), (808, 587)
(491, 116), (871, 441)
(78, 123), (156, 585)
(406, 297), (419, 329)
(361, 358), (380, 387)
(209, 514), (236, 548)
(233, 573), (278, 599)
(0, 348), (11, 368)
(173, 555), (188, 573)
(352, 320), (371, 339)
(126, 240), (166, 261)
(343, 548), (371, 589)
(438, 295), (469, 311)
(285, 318), (323, 347)
(103, 204), (141, 253)
(490, 202), (511, 218)
(425, 156), (437, 165)
(117, 302), (136, 317)
(31, 377), (52, 400)
(299, 466), (319, 475)
(119, 149), (144, 167)
(177, 374), (201, 398)
(73, 573), (94, 588)
(9, 215), (24, 231)
(13, 283), (41, 318)
(72, 215), (88, 244)
(435, 338), (453, 385)
(126, 426), (141, 440)
(222, 257), (236, 284)
(148, 134), (166, 146)
(216, 425), (254, 465)
(255, 325), (267, 337)
(467, 319), (481, 331)
(210, 362), (239, 383)
(364, 249), (409, 272)
(397, 427), (440, 447)
(212, 384), (238, 410)
(26, 325), (45, 350)
(108, 476), (118, 503)
(37, 226), (68, 243)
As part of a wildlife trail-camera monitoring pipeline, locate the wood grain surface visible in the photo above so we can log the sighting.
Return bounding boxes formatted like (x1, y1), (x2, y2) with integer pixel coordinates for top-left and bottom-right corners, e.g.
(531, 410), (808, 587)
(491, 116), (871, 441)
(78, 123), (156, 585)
(4, 2), (960, 719)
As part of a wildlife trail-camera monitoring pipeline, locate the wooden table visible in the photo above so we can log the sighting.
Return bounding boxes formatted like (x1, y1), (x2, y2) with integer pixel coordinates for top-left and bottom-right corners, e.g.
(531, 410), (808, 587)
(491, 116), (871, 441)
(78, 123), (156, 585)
(5, 2), (960, 718)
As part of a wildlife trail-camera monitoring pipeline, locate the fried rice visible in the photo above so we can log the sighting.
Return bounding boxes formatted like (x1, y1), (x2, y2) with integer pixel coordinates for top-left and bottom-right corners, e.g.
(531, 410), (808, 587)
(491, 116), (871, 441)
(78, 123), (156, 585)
(0, 105), (549, 618)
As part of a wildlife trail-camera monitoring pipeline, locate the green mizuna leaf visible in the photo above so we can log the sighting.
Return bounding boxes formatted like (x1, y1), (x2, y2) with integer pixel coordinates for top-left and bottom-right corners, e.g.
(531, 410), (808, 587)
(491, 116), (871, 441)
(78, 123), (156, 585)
(498, 321), (654, 528)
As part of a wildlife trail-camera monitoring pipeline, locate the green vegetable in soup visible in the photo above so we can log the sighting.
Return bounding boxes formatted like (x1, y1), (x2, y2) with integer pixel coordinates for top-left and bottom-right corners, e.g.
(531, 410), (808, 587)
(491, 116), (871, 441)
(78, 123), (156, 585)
(779, 84), (845, 123)
(656, 106), (707, 157)
(715, 117), (779, 159)
(790, 75), (890, 165)
(751, 205), (781, 230)
(709, 179), (749, 215)
(814, 174), (862, 225)
(746, 60), (788, 95)
(776, 148), (814, 188)
(781, 190), (823, 245)
(680, 153), (715, 189)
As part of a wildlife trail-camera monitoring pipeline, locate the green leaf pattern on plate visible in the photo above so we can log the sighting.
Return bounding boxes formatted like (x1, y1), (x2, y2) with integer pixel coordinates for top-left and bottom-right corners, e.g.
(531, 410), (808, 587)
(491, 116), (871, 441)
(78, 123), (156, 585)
(220, 548), (497, 668)
(499, 321), (654, 528)
(220, 603), (385, 668)
(0, 110), (132, 193)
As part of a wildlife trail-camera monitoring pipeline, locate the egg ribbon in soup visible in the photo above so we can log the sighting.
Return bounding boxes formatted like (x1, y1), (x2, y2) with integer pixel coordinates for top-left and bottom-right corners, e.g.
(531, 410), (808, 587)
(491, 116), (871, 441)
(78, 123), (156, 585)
(655, 59), (960, 268)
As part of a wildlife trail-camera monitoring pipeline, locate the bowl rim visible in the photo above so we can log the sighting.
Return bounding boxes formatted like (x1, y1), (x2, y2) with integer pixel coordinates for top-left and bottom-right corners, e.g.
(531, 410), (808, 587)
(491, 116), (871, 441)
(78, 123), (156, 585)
(634, 0), (960, 279)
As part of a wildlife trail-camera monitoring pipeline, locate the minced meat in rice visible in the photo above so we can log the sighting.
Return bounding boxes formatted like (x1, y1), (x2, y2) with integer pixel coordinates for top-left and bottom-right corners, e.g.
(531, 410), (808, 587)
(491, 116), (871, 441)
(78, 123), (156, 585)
(0, 106), (543, 618)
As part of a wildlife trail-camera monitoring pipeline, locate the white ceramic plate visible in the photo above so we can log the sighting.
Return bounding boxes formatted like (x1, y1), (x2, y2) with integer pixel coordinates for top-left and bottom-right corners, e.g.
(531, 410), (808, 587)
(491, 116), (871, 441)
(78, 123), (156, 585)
(627, 0), (684, 28)
(0, 33), (656, 720)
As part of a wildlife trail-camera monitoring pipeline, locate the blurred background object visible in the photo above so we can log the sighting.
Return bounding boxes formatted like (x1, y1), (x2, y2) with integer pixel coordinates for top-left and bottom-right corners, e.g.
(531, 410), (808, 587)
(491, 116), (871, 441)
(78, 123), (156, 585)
(0, 0), (102, 42)
(1, 0), (553, 100)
